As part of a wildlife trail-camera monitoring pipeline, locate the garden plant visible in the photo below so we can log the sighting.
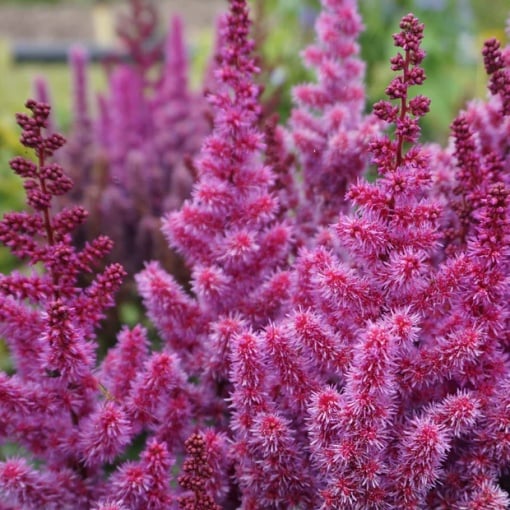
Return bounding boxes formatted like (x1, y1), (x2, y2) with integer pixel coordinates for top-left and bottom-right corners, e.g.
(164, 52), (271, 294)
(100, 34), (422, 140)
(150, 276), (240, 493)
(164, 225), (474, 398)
(1, 0), (510, 508)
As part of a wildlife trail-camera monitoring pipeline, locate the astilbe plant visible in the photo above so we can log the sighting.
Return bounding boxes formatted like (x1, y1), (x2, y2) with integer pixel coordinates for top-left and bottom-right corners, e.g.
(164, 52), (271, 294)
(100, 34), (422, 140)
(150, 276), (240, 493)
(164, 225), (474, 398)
(290, 0), (382, 239)
(274, 12), (509, 509)
(2, 0), (510, 508)
(0, 100), (127, 508)
(138, 3), (509, 507)
(0, 101), (225, 509)
(50, 0), (210, 281)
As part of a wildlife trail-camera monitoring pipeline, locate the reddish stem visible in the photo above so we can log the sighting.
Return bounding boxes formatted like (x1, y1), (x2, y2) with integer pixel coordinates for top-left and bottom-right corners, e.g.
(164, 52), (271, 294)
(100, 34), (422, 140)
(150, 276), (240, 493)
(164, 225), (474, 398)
(37, 151), (54, 247)
(395, 50), (410, 169)
(37, 146), (60, 296)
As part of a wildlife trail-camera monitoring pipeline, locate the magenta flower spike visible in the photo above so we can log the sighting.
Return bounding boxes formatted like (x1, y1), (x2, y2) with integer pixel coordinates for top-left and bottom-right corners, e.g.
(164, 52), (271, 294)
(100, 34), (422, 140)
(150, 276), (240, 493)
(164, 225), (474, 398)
(0, 100), (126, 507)
(290, 0), (382, 235)
(137, 0), (294, 374)
(162, 15), (189, 101)
(69, 45), (91, 130)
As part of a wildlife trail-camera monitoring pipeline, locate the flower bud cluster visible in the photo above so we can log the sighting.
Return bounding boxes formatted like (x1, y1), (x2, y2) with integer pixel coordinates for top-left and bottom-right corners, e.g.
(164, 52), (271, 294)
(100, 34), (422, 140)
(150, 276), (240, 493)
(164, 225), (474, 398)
(483, 38), (510, 114)
(372, 13), (431, 173)
(290, 0), (381, 234)
(178, 433), (221, 510)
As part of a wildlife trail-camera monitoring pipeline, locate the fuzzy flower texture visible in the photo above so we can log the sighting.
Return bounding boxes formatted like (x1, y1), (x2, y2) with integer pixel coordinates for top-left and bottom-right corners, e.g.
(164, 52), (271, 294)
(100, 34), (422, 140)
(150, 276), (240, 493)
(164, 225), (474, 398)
(1, 0), (510, 509)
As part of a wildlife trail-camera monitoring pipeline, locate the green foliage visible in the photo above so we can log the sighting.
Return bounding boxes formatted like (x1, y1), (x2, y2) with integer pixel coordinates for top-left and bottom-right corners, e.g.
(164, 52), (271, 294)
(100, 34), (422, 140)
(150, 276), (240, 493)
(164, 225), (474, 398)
(249, 0), (317, 121)
(0, 120), (24, 273)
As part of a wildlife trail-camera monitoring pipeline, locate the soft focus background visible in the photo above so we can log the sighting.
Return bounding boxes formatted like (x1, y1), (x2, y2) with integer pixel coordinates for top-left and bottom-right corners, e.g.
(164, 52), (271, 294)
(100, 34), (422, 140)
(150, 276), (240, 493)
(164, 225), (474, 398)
(0, 0), (508, 276)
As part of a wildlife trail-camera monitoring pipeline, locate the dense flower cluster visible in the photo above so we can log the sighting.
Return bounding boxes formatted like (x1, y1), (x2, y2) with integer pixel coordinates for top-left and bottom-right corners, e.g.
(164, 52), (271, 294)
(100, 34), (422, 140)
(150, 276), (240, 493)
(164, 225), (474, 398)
(290, 0), (381, 237)
(1, 0), (510, 508)
(0, 100), (127, 508)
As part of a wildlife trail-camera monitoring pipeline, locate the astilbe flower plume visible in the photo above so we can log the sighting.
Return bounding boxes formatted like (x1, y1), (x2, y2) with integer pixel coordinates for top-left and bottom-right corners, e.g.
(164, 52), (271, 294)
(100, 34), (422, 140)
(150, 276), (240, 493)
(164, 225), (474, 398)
(115, 0), (163, 87)
(0, 100), (127, 508)
(483, 36), (510, 115)
(435, 31), (510, 255)
(136, 0), (295, 372)
(290, 0), (381, 237)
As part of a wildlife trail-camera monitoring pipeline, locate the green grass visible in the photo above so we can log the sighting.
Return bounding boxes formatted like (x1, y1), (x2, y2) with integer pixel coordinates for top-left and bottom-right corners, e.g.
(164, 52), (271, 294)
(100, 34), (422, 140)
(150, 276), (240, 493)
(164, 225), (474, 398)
(0, 43), (108, 128)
